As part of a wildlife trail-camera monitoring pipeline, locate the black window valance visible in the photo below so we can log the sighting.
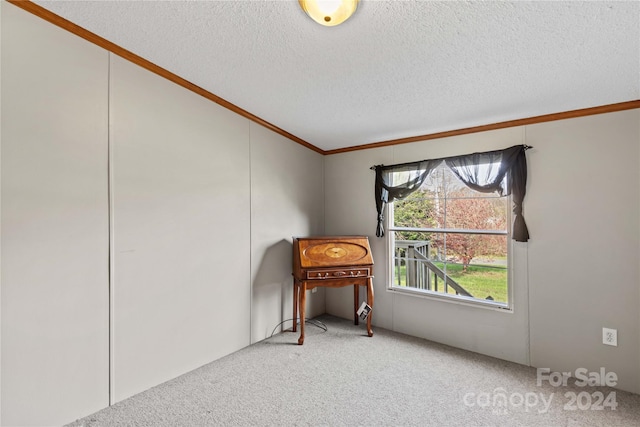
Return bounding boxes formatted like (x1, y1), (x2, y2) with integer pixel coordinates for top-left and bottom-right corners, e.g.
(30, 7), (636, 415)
(373, 144), (531, 242)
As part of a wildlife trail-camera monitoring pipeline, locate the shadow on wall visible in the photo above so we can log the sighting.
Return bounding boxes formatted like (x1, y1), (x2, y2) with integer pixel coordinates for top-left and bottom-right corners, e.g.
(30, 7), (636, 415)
(254, 238), (294, 286)
(253, 238), (295, 336)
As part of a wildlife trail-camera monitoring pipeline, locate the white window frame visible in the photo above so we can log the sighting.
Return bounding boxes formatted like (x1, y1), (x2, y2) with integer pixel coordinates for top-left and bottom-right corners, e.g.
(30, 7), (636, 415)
(385, 192), (514, 312)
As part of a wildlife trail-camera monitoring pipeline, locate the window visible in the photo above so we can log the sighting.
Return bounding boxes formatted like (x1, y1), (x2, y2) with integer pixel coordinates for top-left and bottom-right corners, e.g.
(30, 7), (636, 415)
(373, 144), (530, 309)
(387, 162), (511, 307)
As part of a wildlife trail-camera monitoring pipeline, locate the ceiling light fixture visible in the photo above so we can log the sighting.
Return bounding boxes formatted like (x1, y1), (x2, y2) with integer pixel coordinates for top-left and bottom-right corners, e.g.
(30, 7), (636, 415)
(299, 0), (359, 27)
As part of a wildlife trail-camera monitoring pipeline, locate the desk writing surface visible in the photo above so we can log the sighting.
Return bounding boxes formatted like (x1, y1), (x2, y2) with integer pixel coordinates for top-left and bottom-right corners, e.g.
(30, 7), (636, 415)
(293, 236), (373, 273)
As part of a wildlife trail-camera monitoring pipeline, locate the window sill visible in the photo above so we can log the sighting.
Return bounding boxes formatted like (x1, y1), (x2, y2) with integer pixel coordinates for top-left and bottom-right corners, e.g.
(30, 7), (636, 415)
(387, 285), (513, 313)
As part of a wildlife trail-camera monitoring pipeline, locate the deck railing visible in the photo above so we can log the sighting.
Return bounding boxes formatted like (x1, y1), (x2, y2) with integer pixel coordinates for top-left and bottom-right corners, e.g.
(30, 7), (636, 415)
(393, 240), (472, 297)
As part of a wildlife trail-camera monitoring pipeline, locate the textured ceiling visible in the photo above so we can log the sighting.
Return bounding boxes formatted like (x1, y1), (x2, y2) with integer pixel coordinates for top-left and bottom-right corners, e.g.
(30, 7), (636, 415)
(33, 0), (640, 152)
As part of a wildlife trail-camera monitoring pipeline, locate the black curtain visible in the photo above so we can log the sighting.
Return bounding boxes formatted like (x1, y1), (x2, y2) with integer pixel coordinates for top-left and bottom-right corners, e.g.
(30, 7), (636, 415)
(373, 145), (530, 242)
(374, 159), (442, 237)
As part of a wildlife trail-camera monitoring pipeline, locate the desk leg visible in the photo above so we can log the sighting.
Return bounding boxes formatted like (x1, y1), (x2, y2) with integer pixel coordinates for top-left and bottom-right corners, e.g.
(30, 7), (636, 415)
(367, 277), (374, 337)
(292, 280), (299, 332)
(353, 284), (359, 325)
(298, 281), (307, 345)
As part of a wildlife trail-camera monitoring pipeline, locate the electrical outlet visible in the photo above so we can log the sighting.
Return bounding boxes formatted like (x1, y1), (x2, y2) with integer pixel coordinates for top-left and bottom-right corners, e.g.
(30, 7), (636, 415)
(602, 328), (617, 347)
(311, 287), (317, 293)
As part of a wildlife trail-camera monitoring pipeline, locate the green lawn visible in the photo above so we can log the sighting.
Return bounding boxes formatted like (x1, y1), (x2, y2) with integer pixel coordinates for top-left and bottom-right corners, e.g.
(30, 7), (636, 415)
(394, 262), (508, 303)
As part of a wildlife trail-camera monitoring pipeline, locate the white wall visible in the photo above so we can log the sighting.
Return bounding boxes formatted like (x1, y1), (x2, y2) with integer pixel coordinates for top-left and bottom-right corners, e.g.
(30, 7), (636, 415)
(250, 123), (324, 343)
(324, 110), (640, 394)
(323, 146), (395, 329)
(526, 110), (640, 394)
(1, 2), (325, 425)
(1, 3), (110, 425)
(110, 56), (252, 402)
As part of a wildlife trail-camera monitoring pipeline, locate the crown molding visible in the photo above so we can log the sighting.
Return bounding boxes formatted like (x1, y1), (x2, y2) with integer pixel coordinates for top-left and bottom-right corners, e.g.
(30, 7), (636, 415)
(324, 100), (640, 155)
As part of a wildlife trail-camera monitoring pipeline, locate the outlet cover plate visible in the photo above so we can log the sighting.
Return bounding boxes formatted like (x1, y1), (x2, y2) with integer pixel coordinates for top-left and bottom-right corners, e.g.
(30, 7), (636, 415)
(603, 327), (618, 346)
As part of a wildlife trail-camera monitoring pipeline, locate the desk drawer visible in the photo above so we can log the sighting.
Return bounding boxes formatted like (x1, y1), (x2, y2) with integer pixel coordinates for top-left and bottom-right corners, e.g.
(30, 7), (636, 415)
(306, 267), (371, 280)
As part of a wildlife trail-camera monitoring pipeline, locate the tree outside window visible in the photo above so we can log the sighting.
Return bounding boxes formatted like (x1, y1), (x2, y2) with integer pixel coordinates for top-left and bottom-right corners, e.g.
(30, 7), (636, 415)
(390, 162), (509, 305)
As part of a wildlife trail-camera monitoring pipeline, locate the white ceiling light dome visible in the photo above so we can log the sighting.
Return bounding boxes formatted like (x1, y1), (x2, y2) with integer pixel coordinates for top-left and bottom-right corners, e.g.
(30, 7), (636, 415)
(299, 0), (359, 26)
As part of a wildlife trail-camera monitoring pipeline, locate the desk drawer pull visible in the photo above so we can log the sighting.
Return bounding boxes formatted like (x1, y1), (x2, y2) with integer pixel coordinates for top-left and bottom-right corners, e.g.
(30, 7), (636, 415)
(306, 268), (370, 280)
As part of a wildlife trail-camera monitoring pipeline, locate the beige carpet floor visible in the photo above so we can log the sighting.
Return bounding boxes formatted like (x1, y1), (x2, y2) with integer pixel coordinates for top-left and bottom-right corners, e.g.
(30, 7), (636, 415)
(67, 315), (640, 426)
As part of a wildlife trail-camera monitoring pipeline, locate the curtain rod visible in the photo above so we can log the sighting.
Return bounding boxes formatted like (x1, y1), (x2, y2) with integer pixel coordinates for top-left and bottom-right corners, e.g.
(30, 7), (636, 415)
(369, 144), (533, 170)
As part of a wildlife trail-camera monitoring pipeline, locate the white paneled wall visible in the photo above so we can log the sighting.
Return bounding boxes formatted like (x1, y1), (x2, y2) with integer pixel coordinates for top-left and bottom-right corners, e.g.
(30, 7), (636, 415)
(1, 2), (325, 425)
(324, 111), (640, 394)
(249, 123), (324, 343)
(526, 111), (640, 394)
(323, 147), (394, 329)
(110, 56), (252, 402)
(1, 3), (110, 425)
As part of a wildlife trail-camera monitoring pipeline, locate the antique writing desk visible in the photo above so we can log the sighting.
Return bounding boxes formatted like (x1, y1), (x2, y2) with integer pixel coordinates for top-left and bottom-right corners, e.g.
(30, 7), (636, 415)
(292, 236), (374, 345)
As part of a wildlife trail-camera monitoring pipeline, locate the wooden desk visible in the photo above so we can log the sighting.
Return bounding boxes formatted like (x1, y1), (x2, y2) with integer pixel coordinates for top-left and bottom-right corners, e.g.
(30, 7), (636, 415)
(292, 236), (374, 345)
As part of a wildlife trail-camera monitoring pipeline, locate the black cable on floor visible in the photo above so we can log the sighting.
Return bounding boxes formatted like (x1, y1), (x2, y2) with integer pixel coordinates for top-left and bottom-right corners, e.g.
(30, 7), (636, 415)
(269, 318), (327, 338)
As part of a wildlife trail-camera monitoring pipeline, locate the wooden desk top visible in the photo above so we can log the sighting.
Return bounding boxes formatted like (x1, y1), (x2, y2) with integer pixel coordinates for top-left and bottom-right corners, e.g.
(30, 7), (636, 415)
(293, 236), (374, 275)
